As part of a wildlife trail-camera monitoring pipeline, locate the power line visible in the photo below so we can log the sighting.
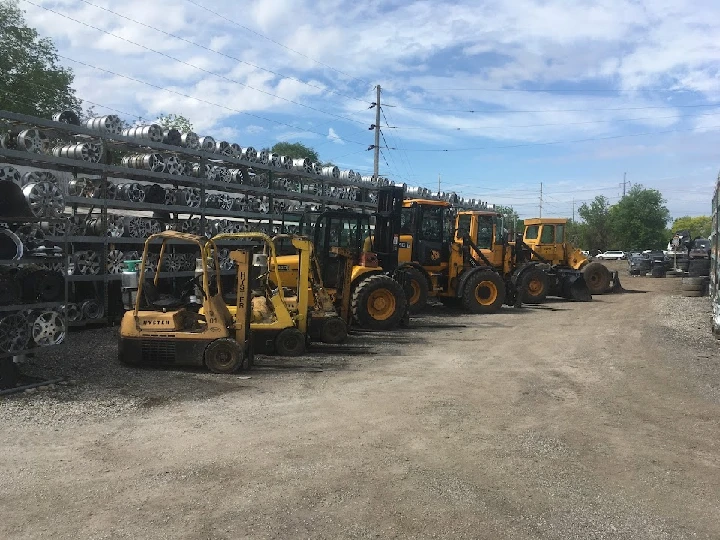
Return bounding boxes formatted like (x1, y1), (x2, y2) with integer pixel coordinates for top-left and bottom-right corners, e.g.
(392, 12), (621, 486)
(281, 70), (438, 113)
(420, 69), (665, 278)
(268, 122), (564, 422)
(379, 103), (417, 181)
(378, 124), (720, 152)
(76, 0), (370, 107)
(183, 0), (372, 88)
(382, 101), (720, 114)
(23, 1), (368, 128)
(52, 54), (369, 145)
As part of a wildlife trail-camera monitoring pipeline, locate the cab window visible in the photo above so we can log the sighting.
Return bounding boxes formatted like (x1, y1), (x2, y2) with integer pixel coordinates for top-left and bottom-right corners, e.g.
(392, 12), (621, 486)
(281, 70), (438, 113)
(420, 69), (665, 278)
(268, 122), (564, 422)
(494, 216), (505, 244)
(555, 224), (565, 243)
(420, 206), (443, 242)
(475, 215), (494, 250)
(525, 225), (539, 240)
(400, 207), (413, 234)
(540, 225), (555, 243)
(456, 214), (471, 241)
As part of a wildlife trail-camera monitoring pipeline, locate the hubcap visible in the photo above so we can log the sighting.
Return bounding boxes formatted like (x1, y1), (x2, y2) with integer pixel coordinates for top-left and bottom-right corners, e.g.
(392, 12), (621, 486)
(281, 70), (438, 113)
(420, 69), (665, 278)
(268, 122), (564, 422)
(528, 278), (543, 295)
(475, 281), (498, 305)
(367, 289), (396, 321)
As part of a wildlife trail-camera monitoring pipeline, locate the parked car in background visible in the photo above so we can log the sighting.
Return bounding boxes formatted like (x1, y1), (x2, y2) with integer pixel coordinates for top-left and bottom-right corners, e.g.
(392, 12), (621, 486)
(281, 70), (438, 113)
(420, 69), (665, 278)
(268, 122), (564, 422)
(689, 238), (710, 259)
(628, 253), (651, 275)
(596, 250), (626, 260)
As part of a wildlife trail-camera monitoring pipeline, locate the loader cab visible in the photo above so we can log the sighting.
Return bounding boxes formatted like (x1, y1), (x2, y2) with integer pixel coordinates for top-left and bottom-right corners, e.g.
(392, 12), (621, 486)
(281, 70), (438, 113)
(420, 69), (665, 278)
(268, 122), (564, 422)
(399, 199), (453, 268)
(523, 218), (567, 264)
(312, 211), (373, 288)
(455, 211), (506, 267)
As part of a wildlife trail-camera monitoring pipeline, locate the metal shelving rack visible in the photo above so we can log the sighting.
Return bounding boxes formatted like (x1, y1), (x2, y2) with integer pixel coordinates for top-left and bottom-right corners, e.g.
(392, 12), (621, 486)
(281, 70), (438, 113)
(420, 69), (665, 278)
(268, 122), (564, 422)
(0, 217), (69, 390)
(0, 109), (381, 326)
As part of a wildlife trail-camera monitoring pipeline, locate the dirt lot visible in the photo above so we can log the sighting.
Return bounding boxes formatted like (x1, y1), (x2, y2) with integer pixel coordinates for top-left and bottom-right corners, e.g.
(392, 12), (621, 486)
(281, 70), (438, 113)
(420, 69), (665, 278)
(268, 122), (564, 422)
(2, 262), (720, 539)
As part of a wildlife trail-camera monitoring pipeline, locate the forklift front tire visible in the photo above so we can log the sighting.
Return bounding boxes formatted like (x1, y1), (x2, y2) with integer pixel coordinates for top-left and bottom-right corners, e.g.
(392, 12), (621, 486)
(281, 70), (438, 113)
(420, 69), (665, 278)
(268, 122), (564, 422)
(275, 328), (306, 357)
(204, 338), (245, 374)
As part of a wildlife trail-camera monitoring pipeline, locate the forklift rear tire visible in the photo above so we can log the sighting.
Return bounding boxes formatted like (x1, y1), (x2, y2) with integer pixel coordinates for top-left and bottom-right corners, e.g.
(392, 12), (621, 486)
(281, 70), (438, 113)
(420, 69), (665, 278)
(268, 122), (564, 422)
(582, 262), (611, 294)
(461, 271), (505, 314)
(404, 267), (429, 314)
(204, 338), (244, 374)
(352, 274), (407, 330)
(520, 267), (549, 304)
(275, 328), (306, 356)
(320, 316), (348, 344)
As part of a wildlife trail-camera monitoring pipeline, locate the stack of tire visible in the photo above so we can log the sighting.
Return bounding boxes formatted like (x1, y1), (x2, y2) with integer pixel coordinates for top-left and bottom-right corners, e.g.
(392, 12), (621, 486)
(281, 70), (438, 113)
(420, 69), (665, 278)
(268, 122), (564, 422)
(680, 276), (709, 297)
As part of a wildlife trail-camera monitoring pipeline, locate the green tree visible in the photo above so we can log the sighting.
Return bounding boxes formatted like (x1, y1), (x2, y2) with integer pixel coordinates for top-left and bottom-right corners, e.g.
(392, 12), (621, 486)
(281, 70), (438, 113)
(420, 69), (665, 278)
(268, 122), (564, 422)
(608, 185), (670, 250)
(494, 205), (523, 235)
(578, 195), (611, 251)
(157, 113), (193, 133)
(272, 141), (319, 162)
(671, 215), (711, 238)
(0, 0), (80, 117)
(566, 219), (587, 247)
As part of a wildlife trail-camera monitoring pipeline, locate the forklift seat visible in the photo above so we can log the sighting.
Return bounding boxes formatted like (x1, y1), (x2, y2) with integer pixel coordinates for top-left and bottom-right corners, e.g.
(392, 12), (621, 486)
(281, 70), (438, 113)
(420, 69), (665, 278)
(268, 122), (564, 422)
(142, 279), (184, 310)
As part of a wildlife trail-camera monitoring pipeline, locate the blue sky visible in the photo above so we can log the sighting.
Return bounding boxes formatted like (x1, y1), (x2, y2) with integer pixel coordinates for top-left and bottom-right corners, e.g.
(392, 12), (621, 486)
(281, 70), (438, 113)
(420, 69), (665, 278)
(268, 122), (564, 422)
(21, 0), (720, 219)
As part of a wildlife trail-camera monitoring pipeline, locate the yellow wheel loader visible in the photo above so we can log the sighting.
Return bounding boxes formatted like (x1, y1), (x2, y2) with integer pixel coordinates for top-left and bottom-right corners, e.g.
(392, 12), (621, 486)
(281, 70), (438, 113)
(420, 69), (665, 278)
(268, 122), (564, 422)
(118, 231), (253, 373)
(521, 218), (621, 296)
(273, 186), (409, 331)
(395, 200), (593, 313)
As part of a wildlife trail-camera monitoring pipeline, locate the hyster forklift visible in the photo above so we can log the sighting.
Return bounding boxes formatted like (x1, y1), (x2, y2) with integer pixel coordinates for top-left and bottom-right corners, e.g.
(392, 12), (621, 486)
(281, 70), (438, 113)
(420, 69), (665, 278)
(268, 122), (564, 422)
(396, 200), (592, 313)
(209, 232), (348, 353)
(522, 218), (620, 296)
(273, 186), (409, 330)
(118, 231), (253, 373)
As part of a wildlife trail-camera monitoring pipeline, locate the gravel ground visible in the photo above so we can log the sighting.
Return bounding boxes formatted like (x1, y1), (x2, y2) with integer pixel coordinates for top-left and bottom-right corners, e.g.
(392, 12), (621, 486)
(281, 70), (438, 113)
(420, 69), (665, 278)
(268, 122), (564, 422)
(2, 265), (720, 539)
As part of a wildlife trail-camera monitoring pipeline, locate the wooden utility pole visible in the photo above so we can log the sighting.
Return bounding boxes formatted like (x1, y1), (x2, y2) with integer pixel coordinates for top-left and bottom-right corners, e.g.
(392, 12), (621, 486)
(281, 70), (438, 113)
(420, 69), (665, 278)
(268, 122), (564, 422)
(539, 182), (543, 218)
(373, 85), (381, 179)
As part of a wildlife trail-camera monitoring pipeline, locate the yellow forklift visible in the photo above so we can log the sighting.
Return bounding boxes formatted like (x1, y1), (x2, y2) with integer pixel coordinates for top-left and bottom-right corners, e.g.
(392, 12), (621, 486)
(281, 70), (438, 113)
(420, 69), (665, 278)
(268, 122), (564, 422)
(208, 232), (347, 354)
(118, 231), (253, 373)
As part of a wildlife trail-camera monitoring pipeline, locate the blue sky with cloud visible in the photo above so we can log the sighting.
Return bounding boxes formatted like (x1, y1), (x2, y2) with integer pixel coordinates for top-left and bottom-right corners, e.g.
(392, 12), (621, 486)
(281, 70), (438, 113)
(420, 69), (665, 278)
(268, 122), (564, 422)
(20, 0), (720, 218)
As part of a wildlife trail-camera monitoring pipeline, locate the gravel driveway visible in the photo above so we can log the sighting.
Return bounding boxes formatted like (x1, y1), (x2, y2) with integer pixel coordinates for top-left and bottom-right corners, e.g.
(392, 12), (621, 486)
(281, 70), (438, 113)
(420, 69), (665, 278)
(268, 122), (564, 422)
(2, 269), (719, 539)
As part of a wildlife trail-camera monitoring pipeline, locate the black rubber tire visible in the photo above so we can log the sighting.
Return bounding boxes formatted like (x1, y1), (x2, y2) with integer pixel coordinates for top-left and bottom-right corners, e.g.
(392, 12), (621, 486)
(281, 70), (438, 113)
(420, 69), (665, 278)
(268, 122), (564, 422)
(683, 290), (704, 297)
(319, 316), (348, 344)
(461, 271), (506, 314)
(351, 274), (407, 330)
(583, 262), (611, 294)
(275, 327), (306, 356)
(519, 267), (549, 304)
(404, 267), (429, 314)
(204, 338), (244, 374)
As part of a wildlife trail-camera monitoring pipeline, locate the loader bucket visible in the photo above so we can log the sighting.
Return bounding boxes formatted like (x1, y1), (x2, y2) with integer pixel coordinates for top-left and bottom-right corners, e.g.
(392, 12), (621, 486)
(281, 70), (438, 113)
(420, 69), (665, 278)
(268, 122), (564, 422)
(557, 270), (592, 302)
(608, 271), (624, 293)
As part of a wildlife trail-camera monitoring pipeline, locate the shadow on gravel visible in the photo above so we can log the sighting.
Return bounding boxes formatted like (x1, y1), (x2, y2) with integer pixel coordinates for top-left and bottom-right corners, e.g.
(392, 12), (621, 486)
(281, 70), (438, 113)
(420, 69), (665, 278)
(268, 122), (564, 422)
(10, 325), (413, 410)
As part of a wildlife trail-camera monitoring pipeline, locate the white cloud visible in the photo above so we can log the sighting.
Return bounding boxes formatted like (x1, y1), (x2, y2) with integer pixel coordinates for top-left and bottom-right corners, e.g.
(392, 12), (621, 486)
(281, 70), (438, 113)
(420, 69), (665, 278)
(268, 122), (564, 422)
(16, 0), (720, 216)
(327, 127), (344, 144)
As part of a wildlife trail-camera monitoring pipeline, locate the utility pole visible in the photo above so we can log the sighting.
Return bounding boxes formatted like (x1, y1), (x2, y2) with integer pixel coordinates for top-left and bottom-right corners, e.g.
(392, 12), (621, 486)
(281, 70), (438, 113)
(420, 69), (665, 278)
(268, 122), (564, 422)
(539, 182), (543, 218)
(438, 173), (441, 193)
(373, 85), (381, 179)
(622, 172), (628, 197)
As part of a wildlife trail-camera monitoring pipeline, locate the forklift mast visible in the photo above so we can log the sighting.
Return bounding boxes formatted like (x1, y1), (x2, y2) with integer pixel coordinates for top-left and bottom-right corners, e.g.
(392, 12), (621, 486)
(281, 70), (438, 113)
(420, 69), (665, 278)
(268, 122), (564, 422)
(371, 186), (405, 272)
